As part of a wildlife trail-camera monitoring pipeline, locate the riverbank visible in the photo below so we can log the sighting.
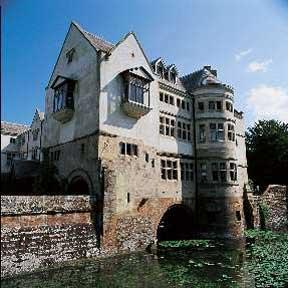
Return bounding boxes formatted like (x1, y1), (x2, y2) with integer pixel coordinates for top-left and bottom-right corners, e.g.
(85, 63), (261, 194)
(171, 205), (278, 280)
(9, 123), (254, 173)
(2, 230), (287, 288)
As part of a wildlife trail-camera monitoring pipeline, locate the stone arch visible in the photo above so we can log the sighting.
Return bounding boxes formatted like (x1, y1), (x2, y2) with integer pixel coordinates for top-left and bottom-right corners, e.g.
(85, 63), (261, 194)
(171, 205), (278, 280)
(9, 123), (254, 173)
(157, 204), (194, 241)
(67, 169), (93, 195)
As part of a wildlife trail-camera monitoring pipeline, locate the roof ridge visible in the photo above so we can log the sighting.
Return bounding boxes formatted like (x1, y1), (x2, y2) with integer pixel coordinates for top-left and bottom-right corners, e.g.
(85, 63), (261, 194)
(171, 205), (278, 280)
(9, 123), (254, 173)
(180, 68), (203, 80)
(82, 29), (114, 47)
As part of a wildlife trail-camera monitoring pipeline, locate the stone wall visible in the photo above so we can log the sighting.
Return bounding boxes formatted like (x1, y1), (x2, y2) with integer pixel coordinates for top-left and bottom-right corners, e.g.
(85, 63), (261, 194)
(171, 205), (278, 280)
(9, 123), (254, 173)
(261, 185), (288, 231)
(1, 196), (99, 278)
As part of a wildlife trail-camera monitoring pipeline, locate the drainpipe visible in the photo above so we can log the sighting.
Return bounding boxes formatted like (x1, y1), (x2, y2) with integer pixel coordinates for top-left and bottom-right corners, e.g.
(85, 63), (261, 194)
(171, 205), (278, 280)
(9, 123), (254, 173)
(191, 93), (199, 227)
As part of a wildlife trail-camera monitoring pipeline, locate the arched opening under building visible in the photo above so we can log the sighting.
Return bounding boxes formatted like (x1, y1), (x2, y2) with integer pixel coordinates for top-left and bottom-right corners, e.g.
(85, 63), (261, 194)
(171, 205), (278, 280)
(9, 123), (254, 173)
(67, 176), (90, 195)
(157, 204), (194, 242)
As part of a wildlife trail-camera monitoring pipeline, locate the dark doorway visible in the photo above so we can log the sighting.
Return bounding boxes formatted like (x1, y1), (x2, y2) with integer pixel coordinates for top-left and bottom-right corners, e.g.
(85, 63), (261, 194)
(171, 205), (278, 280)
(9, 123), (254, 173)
(157, 205), (194, 241)
(67, 177), (89, 195)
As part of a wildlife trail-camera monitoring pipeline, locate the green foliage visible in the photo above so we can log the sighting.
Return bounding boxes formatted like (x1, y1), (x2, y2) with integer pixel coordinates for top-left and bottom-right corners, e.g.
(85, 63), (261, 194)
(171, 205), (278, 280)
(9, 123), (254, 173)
(245, 119), (288, 190)
(244, 229), (288, 287)
(3, 231), (287, 288)
(158, 239), (212, 248)
(33, 148), (62, 194)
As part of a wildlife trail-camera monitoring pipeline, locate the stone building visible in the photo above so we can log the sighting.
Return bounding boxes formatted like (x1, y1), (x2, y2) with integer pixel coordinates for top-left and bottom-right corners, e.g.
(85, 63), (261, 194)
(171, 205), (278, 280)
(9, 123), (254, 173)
(1, 109), (44, 193)
(1, 121), (29, 174)
(17, 109), (45, 162)
(43, 21), (248, 248)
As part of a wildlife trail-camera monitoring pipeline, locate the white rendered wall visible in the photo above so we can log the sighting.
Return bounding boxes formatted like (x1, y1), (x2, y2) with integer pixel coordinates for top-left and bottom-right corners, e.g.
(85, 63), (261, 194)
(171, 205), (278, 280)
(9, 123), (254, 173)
(44, 24), (99, 148)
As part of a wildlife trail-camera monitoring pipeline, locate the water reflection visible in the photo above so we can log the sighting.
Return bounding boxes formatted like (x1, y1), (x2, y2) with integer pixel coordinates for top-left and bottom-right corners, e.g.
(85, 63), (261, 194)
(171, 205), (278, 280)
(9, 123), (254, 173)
(2, 240), (255, 288)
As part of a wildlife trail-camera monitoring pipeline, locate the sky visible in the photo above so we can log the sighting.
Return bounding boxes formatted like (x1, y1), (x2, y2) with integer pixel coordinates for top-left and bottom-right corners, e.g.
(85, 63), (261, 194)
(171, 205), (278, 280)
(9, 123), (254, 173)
(2, 0), (288, 127)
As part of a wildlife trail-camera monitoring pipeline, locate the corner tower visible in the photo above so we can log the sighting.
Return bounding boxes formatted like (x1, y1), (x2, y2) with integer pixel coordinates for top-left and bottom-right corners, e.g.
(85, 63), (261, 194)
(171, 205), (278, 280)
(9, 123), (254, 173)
(181, 66), (246, 238)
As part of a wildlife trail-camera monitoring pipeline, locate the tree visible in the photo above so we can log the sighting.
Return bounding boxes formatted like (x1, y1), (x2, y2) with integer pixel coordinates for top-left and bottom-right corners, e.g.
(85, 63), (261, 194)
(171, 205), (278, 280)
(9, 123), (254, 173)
(245, 119), (288, 192)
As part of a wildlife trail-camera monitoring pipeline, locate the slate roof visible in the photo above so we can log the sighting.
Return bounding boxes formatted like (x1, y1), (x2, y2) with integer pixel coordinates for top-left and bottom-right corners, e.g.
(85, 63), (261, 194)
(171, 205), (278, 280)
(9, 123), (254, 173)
(180, 66), (224, 91)
(1, 121), (29, 136)
(73, 21), (114, 53)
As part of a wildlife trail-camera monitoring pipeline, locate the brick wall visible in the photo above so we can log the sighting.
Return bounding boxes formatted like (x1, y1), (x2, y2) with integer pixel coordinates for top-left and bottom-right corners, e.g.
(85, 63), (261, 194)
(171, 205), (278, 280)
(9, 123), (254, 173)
(1, 196), (100, 277)
(261, 185), (288, 231)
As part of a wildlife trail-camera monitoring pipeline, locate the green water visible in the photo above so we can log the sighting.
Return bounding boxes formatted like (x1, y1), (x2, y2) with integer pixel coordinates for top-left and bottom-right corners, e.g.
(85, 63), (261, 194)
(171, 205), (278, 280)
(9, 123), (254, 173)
(2, 231), (288, 288)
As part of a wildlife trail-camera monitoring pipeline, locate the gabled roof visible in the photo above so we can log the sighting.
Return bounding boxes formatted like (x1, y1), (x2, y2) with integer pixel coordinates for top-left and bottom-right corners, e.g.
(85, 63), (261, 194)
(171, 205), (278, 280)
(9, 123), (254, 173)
(123, 66), (154, 82)
(151, 57), (166, 68)
(50, 75), (75, 89)
(1, 121), (29, 136)
(72, 21), (114, 53)
(31, 109), (44, 128)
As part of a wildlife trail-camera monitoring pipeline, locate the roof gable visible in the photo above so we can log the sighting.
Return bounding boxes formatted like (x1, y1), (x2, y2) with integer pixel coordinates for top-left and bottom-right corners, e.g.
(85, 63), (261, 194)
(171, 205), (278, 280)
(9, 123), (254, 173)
(108, 31), (154, 74)
(72, 21), (114, 53)
(123, 66), (154, 82)
(31, 109), (44, 128)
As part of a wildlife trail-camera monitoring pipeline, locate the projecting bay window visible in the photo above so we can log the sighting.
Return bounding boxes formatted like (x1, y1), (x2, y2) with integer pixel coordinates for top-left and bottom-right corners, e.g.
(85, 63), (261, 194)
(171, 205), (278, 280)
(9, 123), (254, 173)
(209, 101), (216, 111)
(226, 101), (233, 112)
(210, 123), (217, 142)
(53, 81), (75, 112)
(212, 163), (219, 182)
(199, 124), (206, 143)
(200, 163), (208, 183)
(218, 123), (224, 141)
(122, 67), (153, 118)
(220, 162), (227, 183)
(51, 76), (75, 123)
(198, 102), (204, 112)
(230, 163), (237, 181)
(161, 159), (178, 181)
(210, 123), (224, 142)
(228, 124), (235, 141)
(209, 101), (222, 112)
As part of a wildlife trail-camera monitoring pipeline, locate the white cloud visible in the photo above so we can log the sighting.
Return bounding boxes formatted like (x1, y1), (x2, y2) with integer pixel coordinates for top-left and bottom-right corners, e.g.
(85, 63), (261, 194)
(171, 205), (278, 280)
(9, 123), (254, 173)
(247, 59), (272, 72)
(246, 85), (288, 123)
(235, 48), (252, 61)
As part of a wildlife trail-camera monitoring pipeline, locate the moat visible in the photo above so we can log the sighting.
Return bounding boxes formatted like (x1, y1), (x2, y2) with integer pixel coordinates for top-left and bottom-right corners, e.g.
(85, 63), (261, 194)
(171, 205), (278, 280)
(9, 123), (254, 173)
(2, 231), (288, 288)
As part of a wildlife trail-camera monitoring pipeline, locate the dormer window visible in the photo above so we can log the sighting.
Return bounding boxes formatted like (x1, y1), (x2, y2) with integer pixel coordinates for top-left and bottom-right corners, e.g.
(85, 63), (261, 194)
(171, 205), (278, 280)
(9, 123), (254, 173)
(157, 64), (164, 77)
(170, 71), (177, 83)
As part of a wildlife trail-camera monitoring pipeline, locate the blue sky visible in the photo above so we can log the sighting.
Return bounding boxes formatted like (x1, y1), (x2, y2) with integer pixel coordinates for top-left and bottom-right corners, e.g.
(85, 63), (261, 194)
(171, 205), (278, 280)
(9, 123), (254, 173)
(2, 0), (288, 127)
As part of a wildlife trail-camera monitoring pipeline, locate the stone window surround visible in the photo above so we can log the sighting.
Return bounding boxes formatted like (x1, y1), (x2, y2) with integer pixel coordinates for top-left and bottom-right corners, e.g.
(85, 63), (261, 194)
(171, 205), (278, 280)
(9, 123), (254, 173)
(159, 114), (192, 142)
(198, 122), (237, 144)
(228, 124), (235, 141)
(201, 160), (238, 183)
(197, 99), (234, 113)
(209, 123), (224, 142)
(177, 120), (191, 141)
(159, 115), (175, 137)
(160, 158), (178, 181)
(50, 150), (60, 161)
(180, 160), (194, 182)
(159, 90), (190, 112)
(119, 142), (138, 157)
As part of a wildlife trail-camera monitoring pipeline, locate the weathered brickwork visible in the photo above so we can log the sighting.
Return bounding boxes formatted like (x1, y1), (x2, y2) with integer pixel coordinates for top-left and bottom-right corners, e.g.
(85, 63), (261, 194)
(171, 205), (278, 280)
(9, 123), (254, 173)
(261, 185), (288, 231)
(1, 196), (99, 277)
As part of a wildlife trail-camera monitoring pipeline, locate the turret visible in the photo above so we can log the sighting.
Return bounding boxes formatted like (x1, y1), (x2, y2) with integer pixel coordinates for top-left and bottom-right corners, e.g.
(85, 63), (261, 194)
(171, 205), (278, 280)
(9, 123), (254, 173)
(181, 66), (244, 238)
